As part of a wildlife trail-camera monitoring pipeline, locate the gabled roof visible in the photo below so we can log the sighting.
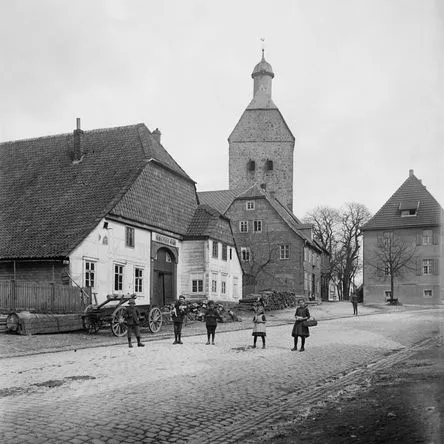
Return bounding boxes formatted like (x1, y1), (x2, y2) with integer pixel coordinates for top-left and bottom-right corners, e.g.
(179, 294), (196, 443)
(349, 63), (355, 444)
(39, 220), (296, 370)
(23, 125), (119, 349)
(228, 108), (295, 143)
(0, 123), (197, 259)
(199, 184), (320, 251)
(362, 171), (442, 231)
(185, 204), (234, 245)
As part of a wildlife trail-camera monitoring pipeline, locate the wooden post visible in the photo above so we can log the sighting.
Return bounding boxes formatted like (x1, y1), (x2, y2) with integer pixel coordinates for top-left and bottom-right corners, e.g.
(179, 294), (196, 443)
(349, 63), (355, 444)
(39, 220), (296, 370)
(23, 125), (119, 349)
(50, 282), (55, 312)
(11, 279), (16, 312)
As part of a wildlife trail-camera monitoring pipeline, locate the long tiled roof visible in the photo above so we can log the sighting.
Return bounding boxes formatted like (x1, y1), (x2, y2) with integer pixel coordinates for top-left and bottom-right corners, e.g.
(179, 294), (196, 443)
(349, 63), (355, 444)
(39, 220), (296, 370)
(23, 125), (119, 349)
(198, 189), (239, 214)
(362, 172), (442, 231)
(0, 123), (197, 259)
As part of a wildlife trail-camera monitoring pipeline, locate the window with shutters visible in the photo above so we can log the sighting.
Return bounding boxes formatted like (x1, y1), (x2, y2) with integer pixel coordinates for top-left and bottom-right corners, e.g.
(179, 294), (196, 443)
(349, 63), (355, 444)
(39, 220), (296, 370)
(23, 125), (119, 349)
(423, 259), (432, 275)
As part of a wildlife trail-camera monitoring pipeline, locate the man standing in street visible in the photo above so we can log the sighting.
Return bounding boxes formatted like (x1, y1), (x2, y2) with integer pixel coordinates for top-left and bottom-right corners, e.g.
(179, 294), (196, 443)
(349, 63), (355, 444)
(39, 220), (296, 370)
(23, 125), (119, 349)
(351, 292), (359, 316)
(125, 298), (145, 348)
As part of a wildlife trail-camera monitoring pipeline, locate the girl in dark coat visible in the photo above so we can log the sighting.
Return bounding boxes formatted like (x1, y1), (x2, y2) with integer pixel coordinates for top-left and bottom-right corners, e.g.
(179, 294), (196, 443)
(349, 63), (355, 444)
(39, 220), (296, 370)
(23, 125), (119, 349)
(291, 298), (310, 352)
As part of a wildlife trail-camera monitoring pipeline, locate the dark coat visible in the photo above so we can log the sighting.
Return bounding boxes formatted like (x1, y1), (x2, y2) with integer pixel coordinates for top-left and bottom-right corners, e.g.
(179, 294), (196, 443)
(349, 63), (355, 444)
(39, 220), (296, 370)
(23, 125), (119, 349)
(125, 306), (141, 326)
(292, 306), (310, 337)
(204, 307), (222, 326)
(171, 301), (187, 324)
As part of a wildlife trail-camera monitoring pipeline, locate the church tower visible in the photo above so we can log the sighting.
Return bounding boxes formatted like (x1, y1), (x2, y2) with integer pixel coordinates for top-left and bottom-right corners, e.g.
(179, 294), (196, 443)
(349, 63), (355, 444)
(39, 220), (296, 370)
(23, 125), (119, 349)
(228, 50), (295, 211)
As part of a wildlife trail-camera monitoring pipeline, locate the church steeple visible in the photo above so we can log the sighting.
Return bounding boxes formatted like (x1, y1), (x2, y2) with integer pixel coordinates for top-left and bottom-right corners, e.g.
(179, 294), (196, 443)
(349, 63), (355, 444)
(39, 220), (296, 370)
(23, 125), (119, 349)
(251, 49), (274, 98)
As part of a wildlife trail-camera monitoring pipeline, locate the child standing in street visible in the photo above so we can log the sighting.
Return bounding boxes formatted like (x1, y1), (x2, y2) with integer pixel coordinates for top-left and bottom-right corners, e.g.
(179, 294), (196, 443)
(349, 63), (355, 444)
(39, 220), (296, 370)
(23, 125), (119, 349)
(252, 298), (266, 349)
(125, 298), (145, 348)
(171, 295), (187, 344)
(203, 300), (222, 345)
(291, 298), (310, 352)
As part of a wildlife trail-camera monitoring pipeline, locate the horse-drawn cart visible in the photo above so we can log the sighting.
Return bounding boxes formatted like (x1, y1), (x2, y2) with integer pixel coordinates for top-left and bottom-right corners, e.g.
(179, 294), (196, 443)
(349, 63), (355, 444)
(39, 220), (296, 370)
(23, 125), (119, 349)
(82, 295), (163, 337)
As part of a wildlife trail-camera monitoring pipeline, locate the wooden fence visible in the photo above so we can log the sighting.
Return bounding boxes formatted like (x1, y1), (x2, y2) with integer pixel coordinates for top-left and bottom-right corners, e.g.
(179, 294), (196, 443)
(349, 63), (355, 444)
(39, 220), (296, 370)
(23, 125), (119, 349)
(0, 280), (89, 313)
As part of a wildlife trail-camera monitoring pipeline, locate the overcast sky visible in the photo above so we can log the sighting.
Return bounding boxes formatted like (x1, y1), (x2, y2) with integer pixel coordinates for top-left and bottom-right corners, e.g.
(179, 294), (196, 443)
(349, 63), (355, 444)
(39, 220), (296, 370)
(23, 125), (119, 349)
(1, 0), (442, 218)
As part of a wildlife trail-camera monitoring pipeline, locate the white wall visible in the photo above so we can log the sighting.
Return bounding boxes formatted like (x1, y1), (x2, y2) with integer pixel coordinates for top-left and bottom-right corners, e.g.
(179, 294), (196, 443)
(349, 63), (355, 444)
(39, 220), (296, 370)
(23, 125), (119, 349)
(69, 219), (151, 305)
(179, 239), (242, 302)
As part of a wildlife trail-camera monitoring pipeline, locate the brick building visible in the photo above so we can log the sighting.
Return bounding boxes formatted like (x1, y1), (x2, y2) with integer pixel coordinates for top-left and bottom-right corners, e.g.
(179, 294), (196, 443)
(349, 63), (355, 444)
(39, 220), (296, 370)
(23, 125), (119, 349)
(362, 169), (443, 305)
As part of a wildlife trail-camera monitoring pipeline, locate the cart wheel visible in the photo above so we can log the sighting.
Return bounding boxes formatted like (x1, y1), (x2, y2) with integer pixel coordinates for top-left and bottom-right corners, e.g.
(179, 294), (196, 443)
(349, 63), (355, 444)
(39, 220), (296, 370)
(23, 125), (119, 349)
(83, 305), (101, 334)
(148, 306), (162, 333)
(111, 306), (128, 337)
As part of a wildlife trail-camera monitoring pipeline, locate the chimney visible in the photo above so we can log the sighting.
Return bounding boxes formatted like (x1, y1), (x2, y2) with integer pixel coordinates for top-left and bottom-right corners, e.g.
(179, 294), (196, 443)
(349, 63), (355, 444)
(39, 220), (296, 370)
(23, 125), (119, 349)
(73, 118), (84, 161)
(152, 128), (161, 144)
(409, 169), (414, 177)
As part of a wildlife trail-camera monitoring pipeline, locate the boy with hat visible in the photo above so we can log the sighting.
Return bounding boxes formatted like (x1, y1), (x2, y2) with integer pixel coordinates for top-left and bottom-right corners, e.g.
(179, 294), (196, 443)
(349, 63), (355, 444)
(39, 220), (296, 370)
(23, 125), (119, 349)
(125, 298), (145, 348)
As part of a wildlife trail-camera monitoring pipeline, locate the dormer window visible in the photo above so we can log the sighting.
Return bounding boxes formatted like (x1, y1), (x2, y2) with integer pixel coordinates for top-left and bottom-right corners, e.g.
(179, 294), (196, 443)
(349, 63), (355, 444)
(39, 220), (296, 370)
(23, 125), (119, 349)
(248, 160), (256, 172)
(399, 201), (419, 217)
(266, 159), (273, 171)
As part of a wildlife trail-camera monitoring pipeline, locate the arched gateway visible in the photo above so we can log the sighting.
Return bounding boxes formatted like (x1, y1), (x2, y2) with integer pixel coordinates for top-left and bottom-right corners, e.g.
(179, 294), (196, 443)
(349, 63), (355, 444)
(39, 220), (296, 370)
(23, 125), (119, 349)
(151, 247), (177, 306)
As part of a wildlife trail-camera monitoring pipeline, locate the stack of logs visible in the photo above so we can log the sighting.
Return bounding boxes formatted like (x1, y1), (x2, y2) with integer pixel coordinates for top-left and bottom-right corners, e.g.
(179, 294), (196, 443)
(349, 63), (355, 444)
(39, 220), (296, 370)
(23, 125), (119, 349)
(237, 290), (306, 312)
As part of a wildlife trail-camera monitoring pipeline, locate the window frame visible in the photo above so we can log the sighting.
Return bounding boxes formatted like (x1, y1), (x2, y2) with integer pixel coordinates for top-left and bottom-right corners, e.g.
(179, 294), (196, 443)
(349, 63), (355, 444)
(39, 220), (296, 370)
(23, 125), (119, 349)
(114, 264), (124, 291)
(212, 240), (219, 259)
(241, 247), (251, 262)
(192, 279), (204, 293)
(239, 221), (248, 233)
(280, 244), (290, 260)
(423, 289), (433, 298)
(125, 226), (135, 248)
(423, 259), (432, 275)
(134, 267), (143, 293)
(422, 230), (432, 246)
(221, 243), (228, 261)
(253, 220), (263, 233)
(84, 260), (96, 288)
(246, 201), (255, 211)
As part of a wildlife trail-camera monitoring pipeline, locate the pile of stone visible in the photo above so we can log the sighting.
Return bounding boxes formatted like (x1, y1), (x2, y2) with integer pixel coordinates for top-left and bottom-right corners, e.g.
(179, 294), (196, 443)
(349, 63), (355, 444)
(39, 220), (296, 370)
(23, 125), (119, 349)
(237, 290), (304, 311)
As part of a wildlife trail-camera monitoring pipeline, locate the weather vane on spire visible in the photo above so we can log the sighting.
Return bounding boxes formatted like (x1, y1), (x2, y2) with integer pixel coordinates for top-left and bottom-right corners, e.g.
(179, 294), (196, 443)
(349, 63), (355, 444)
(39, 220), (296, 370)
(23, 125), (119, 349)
(260, 37), (265, 59)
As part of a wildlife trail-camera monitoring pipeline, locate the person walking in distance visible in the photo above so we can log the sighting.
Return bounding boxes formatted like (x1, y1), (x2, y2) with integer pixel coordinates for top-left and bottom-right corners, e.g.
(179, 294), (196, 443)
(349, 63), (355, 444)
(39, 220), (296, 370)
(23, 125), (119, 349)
(350, 292), (359, 316)
(204, 300), (222, 345)
(291, 298), (310, 352)
(252, 298), (266, 349)
(125, 298), (145, 348)
(171, 295), (187, 344)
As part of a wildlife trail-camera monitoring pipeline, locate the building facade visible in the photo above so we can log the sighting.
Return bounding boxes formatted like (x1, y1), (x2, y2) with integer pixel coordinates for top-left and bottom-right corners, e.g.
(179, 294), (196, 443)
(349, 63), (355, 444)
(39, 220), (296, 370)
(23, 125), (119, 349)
(362, 170), (443, 305)
(0, 122), (242, 309)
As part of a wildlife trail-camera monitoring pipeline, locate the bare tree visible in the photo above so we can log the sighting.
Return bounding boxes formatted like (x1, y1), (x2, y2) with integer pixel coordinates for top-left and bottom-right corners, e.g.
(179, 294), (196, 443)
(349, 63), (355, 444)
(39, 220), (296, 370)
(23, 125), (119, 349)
(367, 232), (417, 303)
(304, 203), (372, 300)
(337, 203), (372, 299)
(240, 228), (280, 293)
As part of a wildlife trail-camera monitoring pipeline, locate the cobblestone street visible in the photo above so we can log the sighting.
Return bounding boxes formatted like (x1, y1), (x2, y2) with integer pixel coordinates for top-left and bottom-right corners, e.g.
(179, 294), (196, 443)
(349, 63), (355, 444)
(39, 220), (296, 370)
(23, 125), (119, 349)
(0, 307), (441, 443)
